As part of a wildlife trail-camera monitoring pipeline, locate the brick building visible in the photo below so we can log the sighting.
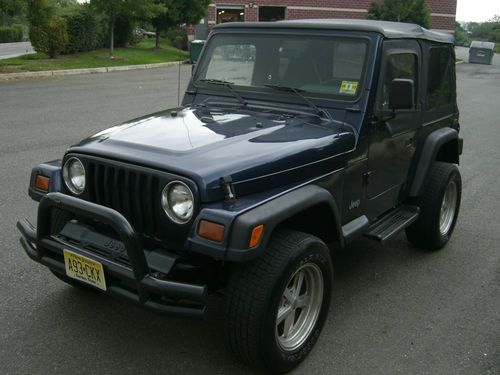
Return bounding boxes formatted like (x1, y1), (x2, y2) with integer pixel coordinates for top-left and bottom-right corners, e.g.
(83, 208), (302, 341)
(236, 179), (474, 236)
(192, 0), (456, 38)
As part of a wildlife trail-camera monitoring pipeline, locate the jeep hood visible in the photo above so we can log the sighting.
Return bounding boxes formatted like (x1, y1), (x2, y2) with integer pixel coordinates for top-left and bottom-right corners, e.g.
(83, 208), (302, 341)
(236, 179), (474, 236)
(69, 106), (356, 201)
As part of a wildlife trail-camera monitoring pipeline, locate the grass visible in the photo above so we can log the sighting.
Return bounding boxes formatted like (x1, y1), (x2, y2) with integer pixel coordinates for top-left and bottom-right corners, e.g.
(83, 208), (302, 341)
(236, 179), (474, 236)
(0, 38), (188, 73)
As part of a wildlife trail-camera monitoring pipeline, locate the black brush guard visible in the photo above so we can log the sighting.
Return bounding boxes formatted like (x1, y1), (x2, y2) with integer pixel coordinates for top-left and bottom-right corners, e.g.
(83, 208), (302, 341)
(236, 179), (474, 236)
(17, 192), (207, 319)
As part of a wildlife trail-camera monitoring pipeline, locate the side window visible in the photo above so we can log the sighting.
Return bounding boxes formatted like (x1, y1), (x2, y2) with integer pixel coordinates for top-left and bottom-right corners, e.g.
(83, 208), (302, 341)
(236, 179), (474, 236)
(382, 53), (417, 110)
(426, 47), (453, 110)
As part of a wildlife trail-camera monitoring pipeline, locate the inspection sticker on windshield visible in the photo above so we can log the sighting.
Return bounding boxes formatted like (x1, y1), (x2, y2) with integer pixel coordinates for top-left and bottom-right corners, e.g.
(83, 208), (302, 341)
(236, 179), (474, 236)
(340, 81), (358, 95)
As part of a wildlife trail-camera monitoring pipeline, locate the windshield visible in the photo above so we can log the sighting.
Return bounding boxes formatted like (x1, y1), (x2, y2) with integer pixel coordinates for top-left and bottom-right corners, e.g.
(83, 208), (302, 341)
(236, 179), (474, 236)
(195, 33), (368, 99)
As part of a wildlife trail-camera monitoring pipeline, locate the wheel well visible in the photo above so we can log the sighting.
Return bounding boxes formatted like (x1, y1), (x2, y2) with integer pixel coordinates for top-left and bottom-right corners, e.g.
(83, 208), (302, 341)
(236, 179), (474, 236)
(276, 203), (339, 245)
(436, 139), (459, 164)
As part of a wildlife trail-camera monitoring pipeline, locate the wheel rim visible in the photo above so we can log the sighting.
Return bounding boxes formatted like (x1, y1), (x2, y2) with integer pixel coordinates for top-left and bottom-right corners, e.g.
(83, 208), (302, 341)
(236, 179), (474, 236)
(439, 180), (458, 235)
(275, 263), (324, 352)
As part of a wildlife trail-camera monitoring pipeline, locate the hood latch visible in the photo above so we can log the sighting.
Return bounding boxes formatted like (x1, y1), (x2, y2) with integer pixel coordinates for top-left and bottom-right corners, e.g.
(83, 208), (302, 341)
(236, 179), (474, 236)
(220, 175), (236, 201)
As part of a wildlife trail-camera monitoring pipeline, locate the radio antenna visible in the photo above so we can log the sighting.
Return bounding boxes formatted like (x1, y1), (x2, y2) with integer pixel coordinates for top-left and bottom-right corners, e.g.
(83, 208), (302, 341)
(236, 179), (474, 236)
(177, 48), (182, 107)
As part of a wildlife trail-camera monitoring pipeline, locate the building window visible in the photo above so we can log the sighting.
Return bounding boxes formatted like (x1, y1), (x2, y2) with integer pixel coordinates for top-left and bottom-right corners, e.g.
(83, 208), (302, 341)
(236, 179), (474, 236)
(217, 7), (244, 24)
(259, 6), (286, 22)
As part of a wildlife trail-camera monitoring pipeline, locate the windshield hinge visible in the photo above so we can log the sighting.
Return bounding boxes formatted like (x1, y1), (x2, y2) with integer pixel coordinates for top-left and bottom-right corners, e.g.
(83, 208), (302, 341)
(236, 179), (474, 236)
(220, 176), (236, 201)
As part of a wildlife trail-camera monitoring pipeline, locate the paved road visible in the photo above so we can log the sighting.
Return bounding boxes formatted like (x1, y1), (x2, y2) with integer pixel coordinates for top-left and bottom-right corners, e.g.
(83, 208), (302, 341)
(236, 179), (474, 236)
(0, 65), (499, 374)
(0, 42), (35, 60)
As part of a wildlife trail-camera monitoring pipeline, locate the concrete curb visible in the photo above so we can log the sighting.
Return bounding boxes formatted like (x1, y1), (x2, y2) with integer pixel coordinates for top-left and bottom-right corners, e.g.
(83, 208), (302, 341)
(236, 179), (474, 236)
(0, 60), (188, 80)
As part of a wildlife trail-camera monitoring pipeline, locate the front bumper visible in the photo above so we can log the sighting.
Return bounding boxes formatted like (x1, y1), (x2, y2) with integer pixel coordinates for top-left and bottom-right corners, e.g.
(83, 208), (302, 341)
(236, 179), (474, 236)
(17, 192), (207, 319)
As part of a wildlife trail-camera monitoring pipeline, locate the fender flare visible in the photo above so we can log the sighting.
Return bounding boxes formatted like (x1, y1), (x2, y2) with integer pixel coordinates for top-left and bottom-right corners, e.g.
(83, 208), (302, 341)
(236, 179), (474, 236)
(226, 184), (343, 261)
(409, 127), (459, 197)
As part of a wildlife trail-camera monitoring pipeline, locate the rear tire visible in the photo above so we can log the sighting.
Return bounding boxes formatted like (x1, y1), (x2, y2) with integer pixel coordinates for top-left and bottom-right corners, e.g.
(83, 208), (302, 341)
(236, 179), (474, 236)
(224, 229), (333, 373)
(406, 162), (461, 250)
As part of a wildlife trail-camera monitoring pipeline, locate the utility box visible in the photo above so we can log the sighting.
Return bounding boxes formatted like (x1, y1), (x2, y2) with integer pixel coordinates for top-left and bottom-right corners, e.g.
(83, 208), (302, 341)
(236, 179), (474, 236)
(469, 41), (495, 64)
(190, 40), (205, 64)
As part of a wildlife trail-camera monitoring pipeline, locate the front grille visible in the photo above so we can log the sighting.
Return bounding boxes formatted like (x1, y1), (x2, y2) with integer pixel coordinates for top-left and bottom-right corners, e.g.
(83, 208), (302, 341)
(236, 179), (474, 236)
(63, 154), (196, 243)
(87, 161), (162, 239)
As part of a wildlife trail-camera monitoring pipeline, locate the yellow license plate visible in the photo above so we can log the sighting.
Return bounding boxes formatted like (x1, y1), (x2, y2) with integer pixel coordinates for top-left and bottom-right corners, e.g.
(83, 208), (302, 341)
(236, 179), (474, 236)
(63, 249), (106, 291)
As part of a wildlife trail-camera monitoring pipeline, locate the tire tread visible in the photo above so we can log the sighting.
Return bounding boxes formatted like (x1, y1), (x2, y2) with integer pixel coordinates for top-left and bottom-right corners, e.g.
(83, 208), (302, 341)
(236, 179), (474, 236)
(406, 162), (461, 250)
(224, 229), (323, 369)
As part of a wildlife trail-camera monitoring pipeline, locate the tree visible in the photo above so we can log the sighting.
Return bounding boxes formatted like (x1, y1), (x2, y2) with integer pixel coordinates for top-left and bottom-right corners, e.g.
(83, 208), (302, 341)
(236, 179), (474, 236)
(368, 0), (431, 29)
(0, 0), (26, 17)
(53, 0), (78, 8)
(27, 0), (68, 58)
(468, 16), (500, 44)
(90, 0), (163, 58)
(152, 0), (209, 49)
(0, 0), (27, 24)
(454, 22), (470, 47)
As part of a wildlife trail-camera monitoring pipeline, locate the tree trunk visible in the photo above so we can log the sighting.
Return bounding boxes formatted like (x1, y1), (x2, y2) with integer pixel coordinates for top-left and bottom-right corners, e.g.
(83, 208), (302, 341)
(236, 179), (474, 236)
(109, 16), (115, 59)
(155, 26), (161, 49)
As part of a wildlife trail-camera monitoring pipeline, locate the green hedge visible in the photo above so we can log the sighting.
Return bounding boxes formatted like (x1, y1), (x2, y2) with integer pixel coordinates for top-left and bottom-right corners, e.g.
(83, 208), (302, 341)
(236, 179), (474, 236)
(166, 27), (188, 51)
(0, 24), (24, 43)
(61, 6), (106, 54)
(30, 16), (68, 58)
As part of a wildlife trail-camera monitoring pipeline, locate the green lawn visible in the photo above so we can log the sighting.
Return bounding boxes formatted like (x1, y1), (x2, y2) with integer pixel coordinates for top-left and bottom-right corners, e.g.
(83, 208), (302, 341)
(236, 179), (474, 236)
(0, 38), (188, 73)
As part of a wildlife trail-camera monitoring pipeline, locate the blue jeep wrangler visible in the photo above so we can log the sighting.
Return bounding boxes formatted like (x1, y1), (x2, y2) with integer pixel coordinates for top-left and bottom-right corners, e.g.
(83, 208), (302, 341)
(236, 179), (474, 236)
(18, 19), (463, 373)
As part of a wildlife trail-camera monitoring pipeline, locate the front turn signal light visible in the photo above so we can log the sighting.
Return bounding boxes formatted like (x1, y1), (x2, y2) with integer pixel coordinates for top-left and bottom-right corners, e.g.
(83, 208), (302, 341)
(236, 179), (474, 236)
(249, 224), (264, 248)
(35, 175), (50, 192)
(198, 220), (225, 243)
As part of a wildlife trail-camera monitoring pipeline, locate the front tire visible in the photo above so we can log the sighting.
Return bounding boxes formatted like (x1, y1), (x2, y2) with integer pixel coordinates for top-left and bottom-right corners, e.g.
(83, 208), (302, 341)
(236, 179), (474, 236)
(406, 162), (462, 250)
(224, 229), (333, 373)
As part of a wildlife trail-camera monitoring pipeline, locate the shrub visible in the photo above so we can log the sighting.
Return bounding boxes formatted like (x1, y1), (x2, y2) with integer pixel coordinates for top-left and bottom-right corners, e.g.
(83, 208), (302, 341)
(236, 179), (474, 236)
(61, 6), (106, 54)
(172, 35), (186, 51)
(0, 24), (23, 43)
(30, 17), (69, 58)
(166, 27), (188, 50)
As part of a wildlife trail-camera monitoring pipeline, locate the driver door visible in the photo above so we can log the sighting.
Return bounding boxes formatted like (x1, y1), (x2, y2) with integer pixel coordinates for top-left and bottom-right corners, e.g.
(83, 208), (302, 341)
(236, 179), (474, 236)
(366, 40), (422, 217)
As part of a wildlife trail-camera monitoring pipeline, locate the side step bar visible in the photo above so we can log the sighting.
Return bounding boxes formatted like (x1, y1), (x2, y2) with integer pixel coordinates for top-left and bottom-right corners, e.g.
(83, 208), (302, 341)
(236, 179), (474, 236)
(364, 205), (420, 243)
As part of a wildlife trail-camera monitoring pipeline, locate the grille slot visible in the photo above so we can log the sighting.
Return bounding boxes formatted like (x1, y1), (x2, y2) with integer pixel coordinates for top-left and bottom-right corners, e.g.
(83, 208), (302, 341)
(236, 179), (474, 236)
(87, 161), (161, 239)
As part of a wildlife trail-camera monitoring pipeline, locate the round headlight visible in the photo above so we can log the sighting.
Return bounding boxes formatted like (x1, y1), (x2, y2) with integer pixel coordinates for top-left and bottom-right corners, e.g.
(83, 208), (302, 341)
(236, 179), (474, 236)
(63, 157), (86, 195)
(161, 181), (194, 224)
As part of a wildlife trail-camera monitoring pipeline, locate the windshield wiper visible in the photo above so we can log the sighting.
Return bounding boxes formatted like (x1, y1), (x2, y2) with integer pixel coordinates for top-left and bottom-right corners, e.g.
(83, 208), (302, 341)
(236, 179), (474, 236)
(198, 79), (247, 107)
(264, 84), (327, 118)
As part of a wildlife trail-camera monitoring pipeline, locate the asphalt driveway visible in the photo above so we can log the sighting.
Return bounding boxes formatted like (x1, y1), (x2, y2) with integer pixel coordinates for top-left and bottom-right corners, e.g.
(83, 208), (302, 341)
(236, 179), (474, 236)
(0, 63), (498, 374)
(0, 42), (35, 60)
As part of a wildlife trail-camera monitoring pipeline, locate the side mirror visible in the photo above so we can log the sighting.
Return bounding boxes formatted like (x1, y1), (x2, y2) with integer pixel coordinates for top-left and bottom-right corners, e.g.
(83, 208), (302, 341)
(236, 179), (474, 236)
(388, 79), (414, 111)
(191, 64), (196, 74)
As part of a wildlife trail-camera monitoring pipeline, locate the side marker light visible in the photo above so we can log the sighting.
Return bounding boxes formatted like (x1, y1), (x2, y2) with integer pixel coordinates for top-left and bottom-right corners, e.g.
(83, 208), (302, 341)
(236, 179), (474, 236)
(249, 224), (264, 248)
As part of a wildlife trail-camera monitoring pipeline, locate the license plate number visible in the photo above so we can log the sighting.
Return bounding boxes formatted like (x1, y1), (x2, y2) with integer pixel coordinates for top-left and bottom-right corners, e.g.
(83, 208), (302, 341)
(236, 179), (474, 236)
(63, 249), (106, 291)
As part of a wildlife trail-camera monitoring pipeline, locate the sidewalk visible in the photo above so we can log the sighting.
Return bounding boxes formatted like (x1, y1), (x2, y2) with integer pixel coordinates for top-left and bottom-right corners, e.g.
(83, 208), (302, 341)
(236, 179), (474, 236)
(0, 60), (188, 80)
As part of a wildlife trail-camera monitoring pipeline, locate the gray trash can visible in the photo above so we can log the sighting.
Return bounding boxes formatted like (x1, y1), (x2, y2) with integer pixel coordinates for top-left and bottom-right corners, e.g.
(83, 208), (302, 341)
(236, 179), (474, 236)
(469, 41), (495, 65)
(190, 40), (205, 64)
